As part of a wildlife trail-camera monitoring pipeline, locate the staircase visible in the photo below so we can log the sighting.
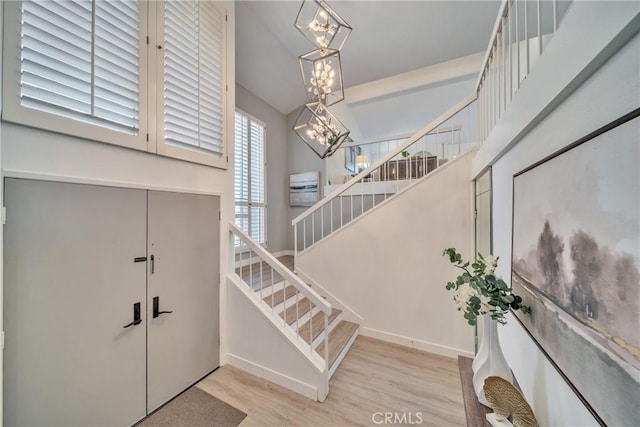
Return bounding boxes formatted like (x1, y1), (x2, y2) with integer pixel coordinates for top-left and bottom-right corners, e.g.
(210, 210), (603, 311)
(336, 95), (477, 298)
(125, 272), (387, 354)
(227, 224), (359, 401)
(240, 255), (359, 379)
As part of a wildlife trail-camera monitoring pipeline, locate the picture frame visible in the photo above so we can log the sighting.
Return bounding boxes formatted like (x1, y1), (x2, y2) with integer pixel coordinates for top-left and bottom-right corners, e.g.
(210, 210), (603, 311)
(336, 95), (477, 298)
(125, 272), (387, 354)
(345, 145), (361, 173)
(289, 171), (320, 207)
(510, 110), (640, 426)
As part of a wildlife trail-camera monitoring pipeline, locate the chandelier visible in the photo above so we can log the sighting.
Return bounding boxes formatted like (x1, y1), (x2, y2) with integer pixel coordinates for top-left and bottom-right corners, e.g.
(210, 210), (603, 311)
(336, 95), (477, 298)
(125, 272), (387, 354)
(293, 0), (352, 159)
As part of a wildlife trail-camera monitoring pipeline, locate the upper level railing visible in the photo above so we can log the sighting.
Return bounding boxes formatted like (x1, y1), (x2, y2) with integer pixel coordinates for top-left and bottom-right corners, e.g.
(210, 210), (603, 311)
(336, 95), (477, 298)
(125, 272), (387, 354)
(476, 0), (573, 140)
(229, 223), (331, 368)
(292, 94), (478, 254)
(328, 125), (468, 188)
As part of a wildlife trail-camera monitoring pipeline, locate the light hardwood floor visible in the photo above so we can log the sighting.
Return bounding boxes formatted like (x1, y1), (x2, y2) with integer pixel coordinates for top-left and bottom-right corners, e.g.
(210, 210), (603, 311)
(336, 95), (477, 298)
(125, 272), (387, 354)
(197, 336), (466, 426)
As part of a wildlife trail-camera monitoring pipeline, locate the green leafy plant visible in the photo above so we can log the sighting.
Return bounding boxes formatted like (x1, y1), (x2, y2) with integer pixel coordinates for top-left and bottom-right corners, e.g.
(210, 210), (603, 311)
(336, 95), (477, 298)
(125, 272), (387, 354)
(443, 248), (530, 326)
(401, 150), (410, 158)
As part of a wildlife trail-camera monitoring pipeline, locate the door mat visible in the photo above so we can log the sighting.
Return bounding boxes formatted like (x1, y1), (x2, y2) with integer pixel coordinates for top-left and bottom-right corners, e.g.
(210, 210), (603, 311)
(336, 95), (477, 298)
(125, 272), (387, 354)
(139, 386), (247, 427)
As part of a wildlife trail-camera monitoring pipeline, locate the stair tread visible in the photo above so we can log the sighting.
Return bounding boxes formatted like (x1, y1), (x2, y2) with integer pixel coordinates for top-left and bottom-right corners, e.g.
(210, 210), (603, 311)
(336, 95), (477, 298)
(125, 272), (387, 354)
(263, 284), (297, 308)
(316, 320), (359, 368)
(279, 296), (313, 325)
(298, 308), (342, 344)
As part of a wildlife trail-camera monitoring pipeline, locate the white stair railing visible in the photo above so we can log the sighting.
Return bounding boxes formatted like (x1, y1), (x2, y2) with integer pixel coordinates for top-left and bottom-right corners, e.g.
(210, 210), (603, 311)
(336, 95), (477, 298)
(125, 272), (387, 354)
(477, 0), (573, 140)
(229, 223), (331, 368)
(292, 94), (478, 254)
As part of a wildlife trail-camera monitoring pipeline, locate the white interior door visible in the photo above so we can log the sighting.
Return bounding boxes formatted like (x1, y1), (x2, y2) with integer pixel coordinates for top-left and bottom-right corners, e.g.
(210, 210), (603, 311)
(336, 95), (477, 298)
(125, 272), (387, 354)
(146, 191), (220, 412)
(3, 179), (148, 426)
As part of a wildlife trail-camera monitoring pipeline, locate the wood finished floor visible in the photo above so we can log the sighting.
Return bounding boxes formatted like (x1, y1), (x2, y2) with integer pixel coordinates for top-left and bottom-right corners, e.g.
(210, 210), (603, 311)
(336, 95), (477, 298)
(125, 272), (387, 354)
(197, 336), (465, 426)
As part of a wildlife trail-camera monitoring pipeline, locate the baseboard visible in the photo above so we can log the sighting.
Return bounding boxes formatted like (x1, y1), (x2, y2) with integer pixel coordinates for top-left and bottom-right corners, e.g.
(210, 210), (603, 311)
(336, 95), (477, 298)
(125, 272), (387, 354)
(294, 268), (364, 325)
(272, 250), (294, 257)
(224, 353), (319, 401)
(361, 327), (474, 359)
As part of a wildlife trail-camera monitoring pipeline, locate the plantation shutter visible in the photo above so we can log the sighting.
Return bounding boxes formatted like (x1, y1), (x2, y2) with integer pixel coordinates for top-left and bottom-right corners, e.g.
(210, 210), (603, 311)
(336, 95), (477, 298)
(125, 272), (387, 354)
(234, 111), (266, 244)
(19, 0), (140, 134)
(163, 0), (225, 156)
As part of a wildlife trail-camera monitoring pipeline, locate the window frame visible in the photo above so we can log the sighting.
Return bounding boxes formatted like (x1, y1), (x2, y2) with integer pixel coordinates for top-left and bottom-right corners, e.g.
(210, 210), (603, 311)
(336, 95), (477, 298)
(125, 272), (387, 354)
(1, 0), (149, 151)
(152, 0), (228, 169)
(1, 0), (230, 170)
(234, 108), (267, 246)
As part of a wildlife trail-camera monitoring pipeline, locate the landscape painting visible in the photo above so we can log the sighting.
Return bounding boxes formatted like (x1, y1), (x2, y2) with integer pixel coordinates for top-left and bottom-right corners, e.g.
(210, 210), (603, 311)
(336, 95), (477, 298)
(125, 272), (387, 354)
(290, 171), (319, 207)
(511, 114), (639, 426)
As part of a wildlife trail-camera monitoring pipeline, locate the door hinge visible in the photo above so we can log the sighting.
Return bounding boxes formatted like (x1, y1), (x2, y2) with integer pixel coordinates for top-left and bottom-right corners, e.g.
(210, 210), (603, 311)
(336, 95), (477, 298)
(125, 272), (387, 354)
(146, 133), (149, 142)
(474, 209), (478, 220)
(225, 14), (228, 22)
(146, 35), (149, 45)
(2, 206), (6, 225)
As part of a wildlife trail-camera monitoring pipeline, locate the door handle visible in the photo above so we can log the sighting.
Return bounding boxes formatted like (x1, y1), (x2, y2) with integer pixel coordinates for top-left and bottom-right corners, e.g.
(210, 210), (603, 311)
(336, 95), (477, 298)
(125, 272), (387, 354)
(123, 302), (142, 328)
(153, 296), (173, 318)
(150, 254), (155, 274)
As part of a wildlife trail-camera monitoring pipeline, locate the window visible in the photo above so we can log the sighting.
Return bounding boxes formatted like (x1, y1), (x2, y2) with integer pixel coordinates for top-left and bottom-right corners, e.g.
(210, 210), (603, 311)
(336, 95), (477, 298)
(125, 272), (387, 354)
(2, 0), (228, 168)
(234, 111), (266, 245)
(157, 0), (227, 167)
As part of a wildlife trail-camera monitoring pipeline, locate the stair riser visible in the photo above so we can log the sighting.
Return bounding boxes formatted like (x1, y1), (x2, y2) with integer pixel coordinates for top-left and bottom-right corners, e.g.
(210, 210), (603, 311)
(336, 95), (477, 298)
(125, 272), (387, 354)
(285, 306), (321, 332)
(328, 326), (359, 379)
(311, 313), (342, 349)
(254, 280), (286, 301)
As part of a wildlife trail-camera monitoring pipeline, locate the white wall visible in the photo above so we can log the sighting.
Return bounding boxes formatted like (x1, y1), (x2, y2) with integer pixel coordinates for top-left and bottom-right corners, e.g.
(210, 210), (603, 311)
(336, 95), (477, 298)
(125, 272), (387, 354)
(0, 2), (236, 411)
(236, 84), (289, 253)
(474, 4), (639, 425)
(348, 75), (476, 140)
(286, 108), (326, 250)
(296, 150), (477, 359)
(225, 279), (324, 400)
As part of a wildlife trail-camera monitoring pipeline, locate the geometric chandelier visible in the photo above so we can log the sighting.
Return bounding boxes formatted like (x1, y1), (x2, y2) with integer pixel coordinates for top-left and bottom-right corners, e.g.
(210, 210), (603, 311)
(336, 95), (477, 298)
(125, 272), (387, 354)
(293, 0), (352, 159)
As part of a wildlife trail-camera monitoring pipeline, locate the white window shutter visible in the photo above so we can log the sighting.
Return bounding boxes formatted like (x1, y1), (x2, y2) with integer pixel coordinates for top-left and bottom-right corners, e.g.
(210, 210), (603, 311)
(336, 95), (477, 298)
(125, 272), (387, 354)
(19, 0), (140, 134)
(234, 111), (266, 245)
(163, 0), (226, 160)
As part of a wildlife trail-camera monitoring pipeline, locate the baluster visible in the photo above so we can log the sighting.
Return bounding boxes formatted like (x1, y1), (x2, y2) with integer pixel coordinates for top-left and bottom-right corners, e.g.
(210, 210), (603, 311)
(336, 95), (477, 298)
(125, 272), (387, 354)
(271, 269), (275, 314)
(525, 0), (529, 76)
(309, 305), (314, 351)
(330, 199), (334, 234)
(537, 0), (542, 56)
(324, 314), (329, 368)
(259, 255), (263, 300)
(295, 291), (300, 334)
(321, 206), (324, 240)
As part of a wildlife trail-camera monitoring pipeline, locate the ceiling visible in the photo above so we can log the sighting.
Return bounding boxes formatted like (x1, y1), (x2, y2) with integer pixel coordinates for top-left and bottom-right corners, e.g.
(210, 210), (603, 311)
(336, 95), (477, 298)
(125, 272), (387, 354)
(235, 1), (501, 115)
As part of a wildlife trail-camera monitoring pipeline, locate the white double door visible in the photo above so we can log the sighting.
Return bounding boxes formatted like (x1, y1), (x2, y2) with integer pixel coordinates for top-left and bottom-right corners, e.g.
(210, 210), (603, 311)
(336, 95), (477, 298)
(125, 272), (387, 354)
(3, 179), (220, 426)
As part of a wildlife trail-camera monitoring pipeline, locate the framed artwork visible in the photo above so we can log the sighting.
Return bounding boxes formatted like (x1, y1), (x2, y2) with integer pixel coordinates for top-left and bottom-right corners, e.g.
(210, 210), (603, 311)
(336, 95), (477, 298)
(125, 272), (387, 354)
(345, 145), (361, 173)
(289, 171), (320, 207)
(511, 110), (640, 426)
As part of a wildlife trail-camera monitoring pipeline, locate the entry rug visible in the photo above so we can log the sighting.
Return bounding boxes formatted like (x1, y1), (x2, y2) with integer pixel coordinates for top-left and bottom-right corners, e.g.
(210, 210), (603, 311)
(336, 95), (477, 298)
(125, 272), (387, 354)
(139, 386), (247, 427)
